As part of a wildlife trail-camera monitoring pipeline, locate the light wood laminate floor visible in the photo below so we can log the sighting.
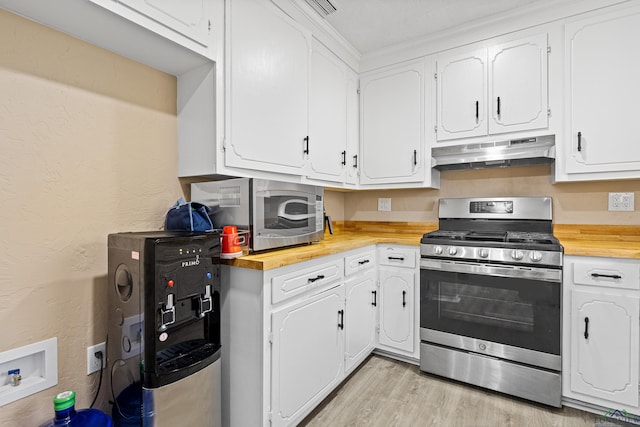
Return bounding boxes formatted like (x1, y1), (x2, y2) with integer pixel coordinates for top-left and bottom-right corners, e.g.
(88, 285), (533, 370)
(301, 355), (615, 427)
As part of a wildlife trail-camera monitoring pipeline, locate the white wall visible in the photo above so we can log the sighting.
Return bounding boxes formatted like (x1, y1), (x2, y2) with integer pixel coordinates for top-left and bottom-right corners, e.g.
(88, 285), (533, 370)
(0, 10), (181, 425)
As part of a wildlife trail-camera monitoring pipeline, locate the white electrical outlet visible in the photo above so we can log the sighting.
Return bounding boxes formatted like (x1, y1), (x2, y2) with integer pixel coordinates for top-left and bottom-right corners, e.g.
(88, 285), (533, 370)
(378, 198), (391, 212)
(608, 192), (635, 211)
(86, 342), (106, 375)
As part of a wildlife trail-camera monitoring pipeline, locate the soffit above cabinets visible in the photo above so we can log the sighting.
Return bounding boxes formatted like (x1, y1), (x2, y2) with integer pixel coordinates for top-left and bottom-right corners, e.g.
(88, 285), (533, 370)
(319, 0), (550, 54)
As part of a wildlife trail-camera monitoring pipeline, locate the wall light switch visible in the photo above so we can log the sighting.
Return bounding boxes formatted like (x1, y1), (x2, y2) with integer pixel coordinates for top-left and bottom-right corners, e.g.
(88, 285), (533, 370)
(608, 192), (635, 211)
(378, 198), (391, 212)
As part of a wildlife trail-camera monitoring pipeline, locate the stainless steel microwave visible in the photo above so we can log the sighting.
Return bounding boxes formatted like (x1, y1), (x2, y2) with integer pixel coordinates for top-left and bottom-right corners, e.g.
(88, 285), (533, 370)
(191, 178), (325, 252)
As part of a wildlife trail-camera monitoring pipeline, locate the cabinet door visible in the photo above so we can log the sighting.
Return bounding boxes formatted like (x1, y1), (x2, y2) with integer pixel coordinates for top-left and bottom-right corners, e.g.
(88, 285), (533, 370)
(570, 288), (639, 407)
(378, 267), (415, 353)
(226, 0), (310, 175)
(345, 270), (377, 373)
(488, 33), (548, 134)
(565, 7), (640, 174)
(360, 61), (424, 185)
(271, 285), (345, 427)
(345, 69), (360, 185)
(116, 0), (211, 46)
(307, 39), (348, 183)
(436, 48), (487, 141)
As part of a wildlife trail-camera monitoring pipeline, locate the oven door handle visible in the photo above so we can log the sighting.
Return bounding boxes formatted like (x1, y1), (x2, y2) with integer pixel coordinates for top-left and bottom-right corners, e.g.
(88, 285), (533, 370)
(420, 258), (562, 282)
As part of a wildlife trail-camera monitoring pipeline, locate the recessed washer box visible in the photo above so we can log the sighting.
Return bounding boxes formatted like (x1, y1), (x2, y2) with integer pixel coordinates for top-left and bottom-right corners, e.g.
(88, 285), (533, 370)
(0, 337), (58, 407)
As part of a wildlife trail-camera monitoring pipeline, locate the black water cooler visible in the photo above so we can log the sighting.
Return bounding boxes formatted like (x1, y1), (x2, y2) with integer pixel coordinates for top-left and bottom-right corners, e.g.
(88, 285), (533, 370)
(107, 231), (221, 427)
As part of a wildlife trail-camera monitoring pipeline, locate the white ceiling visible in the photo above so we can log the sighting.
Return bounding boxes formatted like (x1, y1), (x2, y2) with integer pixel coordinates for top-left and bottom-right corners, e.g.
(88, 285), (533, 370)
(323, 0), (547, 54)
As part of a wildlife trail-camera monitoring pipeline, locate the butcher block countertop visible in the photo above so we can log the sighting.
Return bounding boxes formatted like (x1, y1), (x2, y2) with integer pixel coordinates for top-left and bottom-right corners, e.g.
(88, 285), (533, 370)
(221, 222), (640, 271)
(553, 224), (640, 259)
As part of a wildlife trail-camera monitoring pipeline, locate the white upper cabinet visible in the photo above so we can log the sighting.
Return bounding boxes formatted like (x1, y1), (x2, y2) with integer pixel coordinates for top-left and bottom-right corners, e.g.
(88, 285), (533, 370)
(435, 33), (548, 143)
(488, 34), (549, 134)
(563, 5), (640, 177)
(0, 0), (220, 75)
(225, 0), (310, 175)
(360, 60), (425, 185)
(345, 70), (360, 185)
(436, 48), (487, 141)
(307, 39), (349, 184)
(96, 0), (212, 47)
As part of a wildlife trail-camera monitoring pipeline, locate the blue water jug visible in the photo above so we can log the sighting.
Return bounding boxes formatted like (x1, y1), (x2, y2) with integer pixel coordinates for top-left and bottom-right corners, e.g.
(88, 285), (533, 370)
(39, 390), (113, 427)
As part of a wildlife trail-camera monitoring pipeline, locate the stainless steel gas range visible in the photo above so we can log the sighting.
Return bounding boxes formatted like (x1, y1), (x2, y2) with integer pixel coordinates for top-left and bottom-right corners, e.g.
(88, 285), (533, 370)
(419, 197), (563, 407)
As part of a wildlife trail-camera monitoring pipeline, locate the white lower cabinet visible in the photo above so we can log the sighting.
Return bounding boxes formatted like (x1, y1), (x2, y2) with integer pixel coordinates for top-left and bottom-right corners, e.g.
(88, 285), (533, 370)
(271, 284), (345, 427)
(222, 244), (421, 426)
(562, 256), (640, 412)
(378, 267), (415, 354)
(345, 269), (377, 374)
(377, 245), (419, 358)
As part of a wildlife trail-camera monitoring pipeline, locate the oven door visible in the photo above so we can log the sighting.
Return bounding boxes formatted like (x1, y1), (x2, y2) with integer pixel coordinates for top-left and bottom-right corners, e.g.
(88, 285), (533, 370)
(420, 258), (561, 370)
(252, 180), (324, 251)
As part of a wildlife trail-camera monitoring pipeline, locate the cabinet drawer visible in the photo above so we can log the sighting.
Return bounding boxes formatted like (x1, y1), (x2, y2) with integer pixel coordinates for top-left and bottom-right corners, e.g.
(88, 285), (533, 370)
(344, 250), (376, 276)
(272, 259), (344, 304)
(378, 246), (416, 269)
(573, 260), (640, 290)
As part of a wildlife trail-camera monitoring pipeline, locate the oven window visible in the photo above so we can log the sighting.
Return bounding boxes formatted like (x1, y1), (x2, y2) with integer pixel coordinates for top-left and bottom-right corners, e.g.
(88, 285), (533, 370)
(421, 269), (560, 355)
(436, 281), (534, 333)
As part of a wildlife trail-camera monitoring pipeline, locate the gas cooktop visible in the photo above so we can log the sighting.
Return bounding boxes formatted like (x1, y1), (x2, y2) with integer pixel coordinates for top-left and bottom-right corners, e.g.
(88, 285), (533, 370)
(421, 230), (561, 251)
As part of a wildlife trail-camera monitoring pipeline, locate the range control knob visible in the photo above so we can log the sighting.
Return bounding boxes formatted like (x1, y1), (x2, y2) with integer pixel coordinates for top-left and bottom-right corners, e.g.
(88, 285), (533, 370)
(511, 250), (524, 261)
(530, 251), (543, 262)
(433, 246), (443, 255)
(478, 249), (489, 258)
(448, 247), (458, 256)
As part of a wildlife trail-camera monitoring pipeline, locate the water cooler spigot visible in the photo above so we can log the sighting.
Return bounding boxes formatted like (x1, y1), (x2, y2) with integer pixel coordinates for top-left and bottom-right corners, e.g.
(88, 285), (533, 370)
(159, 294), (176, 332)
(198, 285), (213, 318)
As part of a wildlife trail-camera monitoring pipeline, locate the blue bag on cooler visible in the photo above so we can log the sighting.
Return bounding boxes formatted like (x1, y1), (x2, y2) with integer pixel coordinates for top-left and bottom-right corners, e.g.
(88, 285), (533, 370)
(165, 198), (214, 231)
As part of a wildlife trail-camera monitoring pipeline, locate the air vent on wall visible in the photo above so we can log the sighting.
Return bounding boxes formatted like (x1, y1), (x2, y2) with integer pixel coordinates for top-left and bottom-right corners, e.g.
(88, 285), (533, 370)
(303, 0), (338, 17)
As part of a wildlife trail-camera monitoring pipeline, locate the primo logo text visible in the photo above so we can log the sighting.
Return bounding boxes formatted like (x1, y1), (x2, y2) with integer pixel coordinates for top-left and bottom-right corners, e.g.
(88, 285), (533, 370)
(182, 255), (200, 267)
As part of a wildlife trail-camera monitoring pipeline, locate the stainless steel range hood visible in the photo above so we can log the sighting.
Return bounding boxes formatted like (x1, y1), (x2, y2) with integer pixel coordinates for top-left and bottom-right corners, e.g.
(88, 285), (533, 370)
(431, 135), (555, 171)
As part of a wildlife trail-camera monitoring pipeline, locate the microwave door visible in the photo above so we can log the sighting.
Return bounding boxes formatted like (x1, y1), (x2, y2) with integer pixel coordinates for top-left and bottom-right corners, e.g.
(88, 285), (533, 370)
(255, 191), (318, 236)
(277, 199), (315, 227)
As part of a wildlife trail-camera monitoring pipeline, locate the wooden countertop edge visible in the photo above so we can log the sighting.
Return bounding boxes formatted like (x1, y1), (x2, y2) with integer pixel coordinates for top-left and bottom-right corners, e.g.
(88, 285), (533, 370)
(222, 223), (640, 271)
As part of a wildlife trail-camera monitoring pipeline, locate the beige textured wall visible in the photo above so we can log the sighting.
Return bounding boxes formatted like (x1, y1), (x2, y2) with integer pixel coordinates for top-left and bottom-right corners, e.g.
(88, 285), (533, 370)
(0, 10), (181, 425)
(333, 165), (640, 224)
